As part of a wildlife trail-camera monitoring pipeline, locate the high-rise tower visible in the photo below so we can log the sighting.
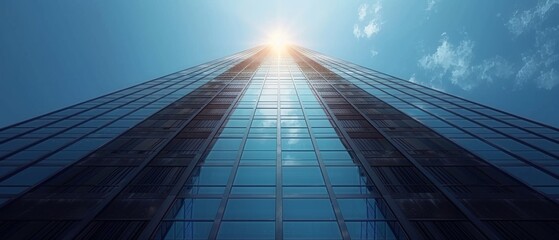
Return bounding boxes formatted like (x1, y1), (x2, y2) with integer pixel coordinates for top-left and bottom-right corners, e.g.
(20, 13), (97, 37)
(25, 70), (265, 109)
(1, 46), (559, 239)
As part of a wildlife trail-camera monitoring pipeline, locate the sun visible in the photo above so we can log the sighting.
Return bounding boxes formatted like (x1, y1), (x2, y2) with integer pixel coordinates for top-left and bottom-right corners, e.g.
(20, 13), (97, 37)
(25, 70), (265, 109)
(268, 30), (289, 51)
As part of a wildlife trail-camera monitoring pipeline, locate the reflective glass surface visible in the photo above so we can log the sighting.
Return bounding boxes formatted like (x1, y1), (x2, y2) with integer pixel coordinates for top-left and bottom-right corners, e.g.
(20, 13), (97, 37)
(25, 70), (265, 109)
(2, 46), (558, 240)
(162, 49), (395, 239)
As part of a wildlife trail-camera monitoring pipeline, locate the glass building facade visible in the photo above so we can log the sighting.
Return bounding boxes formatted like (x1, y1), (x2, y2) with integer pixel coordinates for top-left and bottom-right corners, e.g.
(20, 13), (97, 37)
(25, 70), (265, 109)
(1, 46), (559, 239)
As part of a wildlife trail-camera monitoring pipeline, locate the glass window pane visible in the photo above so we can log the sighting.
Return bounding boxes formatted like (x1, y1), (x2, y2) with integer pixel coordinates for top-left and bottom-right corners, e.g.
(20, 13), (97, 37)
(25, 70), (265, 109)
(305, 109), (326, 116)
(183, 186), (225, 195)
(327, 166), (365, 185)
(284, 221), (341, 239)
(245, 139), (277, 151)
(255, 109), (277, 116)
(241, 151), (276, 162)
(283, 187), (327, 195)
(223, 199), (275, 220)
(320, 151), (352, 161)
(212, 139), (242, 151)
(338, 199), (387, 220)
(192, 167), (232, 185)
(218, 221), (275, 239)
(221, 128), (246, 135)
(169, 198), (221, 220)
(283, 199), (335, 220)
(205, 151), (237, 162)
(346, 221), (397, 240)
(226, 120), (250, 128)
(282, 151), (317, 160)
(234, 167), (276, 185)
(282, 151), (318, 166)
(231, 187), (275, 195)
(281, 109), (303, 116)
(309, 120), (331, 127)
(163, 221), (212, 240)
(259, 95), (277, 101)
(316, 139), (346, 151)
(232, 108), (253, 116)
(281, 120), (307, 127)
(283, 167), (324, 185)
(251, 120), (277, 128)
(282, 139), (314, 151)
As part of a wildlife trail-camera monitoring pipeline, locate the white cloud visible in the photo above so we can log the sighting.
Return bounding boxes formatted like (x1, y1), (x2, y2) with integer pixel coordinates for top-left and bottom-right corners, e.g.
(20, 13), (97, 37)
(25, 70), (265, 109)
(507, 0), (559, 36)
(363, 20), (381, 38)
(418, 34), (516, 91)
(536, 69), (559, 89)
(477, 56), (514, 83)
(514, 26), (559, 90)
(535, 26), (559, 66)
(372, 1), (382, 14)
(409, 74), (418, 83)
(358, 4), (368, 21)
(515, 55), (539, 88)
(416, 3), (559, 92)
(353, 24), (363, 38)
(419, 33), (475, 89)
(370, 49), (379, 57)
(353, 1), (383, 40)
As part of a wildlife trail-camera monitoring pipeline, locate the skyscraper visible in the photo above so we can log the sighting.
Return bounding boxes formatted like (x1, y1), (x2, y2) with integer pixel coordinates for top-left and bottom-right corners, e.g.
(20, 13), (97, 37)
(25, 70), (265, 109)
(1, 45), (558, 239)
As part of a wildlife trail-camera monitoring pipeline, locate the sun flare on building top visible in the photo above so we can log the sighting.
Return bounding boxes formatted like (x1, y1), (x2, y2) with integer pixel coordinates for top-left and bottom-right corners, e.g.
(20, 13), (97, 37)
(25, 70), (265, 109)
(268, 30), (289, 52)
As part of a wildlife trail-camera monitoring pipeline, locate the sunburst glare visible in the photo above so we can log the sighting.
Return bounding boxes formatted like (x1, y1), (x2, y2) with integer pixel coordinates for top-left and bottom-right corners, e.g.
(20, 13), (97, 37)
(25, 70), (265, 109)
(268, 30), (290, 52)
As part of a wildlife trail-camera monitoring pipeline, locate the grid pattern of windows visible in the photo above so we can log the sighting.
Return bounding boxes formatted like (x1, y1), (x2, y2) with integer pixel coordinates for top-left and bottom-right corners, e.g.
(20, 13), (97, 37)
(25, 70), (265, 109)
(155, 50), (400, 240)
(298, 47), (559, 201)
(292, 48), (559, 239)
(0, 45), (558, 239)
(0, 48), (267, 239)
(0, 48), (260, 204)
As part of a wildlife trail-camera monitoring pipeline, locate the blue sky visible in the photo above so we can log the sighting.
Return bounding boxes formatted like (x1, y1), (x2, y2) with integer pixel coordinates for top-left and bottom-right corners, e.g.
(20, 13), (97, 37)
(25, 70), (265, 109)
(1, 0), (558, 127)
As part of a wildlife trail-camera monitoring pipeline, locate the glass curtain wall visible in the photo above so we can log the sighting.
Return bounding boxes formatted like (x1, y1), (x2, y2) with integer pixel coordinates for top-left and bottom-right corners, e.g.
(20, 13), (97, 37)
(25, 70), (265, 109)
(159, 48), (397, 240)
(297, 47), (559, 200)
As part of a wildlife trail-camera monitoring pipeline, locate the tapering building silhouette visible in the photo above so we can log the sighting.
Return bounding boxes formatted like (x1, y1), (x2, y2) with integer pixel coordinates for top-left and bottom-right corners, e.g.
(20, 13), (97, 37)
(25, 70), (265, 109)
(1, 46), (559, 239)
